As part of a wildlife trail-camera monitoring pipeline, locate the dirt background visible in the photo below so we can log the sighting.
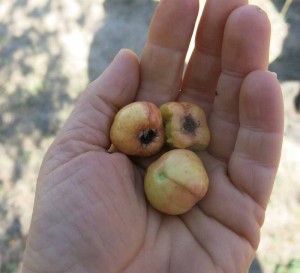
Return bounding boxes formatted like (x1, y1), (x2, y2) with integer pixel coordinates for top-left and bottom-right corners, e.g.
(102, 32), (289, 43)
(0, 0), (299, 272)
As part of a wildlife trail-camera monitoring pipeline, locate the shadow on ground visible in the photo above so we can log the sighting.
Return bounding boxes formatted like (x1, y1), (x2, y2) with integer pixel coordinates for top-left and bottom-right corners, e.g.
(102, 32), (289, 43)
(0, 0), (71, 184)
(88, 0), (157, 81)
(270, 0), (300, 82)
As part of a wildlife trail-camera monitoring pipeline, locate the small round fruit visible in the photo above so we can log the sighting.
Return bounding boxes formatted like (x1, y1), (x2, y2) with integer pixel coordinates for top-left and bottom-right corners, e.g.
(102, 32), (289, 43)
(160, 102), (210, 151)
(144, 149), (209, 215)
(110, 101), (165, 157)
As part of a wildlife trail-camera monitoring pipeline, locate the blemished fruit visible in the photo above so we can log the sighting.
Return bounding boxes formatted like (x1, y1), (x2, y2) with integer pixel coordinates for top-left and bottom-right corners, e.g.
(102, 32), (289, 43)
(160, 102), (210, 151)
(110, 101), (165, 157)
(144, 149), (209, 215)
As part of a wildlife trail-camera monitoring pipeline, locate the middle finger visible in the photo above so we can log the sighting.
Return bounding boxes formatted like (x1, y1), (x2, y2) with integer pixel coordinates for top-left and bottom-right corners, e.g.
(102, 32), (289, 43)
(179, 0), (248, 115)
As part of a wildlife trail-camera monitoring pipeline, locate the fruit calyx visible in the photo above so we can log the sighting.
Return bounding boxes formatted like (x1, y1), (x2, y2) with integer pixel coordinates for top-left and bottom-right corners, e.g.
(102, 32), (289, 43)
(139, 129), (158, 147)
(182, 114), (199, 135)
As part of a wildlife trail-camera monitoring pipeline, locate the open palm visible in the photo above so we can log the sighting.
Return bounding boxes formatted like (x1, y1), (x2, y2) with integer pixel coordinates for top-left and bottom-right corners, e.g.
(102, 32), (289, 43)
(23, 1), (284, 273)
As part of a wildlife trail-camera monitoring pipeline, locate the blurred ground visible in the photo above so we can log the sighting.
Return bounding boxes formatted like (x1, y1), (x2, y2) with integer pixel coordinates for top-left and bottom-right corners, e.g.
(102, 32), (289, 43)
(0, 0), (299, 273)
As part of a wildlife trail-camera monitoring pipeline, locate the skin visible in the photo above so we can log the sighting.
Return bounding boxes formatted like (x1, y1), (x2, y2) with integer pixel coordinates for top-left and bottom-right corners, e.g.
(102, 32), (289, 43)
(110, 101), (165, 157)
(22, 1), (284, 273)
(160, 102), (210, 150)
(144, 149), (209, 215)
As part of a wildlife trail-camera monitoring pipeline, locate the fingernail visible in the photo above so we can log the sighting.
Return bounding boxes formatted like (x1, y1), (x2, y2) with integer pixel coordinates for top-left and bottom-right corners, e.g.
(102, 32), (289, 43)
(270, 71), (277, 78)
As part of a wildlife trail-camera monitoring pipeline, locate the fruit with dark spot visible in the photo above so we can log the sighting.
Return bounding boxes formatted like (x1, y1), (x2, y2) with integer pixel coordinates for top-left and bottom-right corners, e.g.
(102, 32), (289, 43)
(160, 102), (210, 151)
(110, 101), (165, 156)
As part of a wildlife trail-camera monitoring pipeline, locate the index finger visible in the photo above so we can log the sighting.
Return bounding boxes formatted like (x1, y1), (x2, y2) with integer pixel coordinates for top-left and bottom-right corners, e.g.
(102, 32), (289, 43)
(135, 0), (199, 105)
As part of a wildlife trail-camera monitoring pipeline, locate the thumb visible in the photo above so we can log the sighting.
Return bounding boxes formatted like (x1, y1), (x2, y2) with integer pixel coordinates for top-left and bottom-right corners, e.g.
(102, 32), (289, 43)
(58, 49), (140, 150)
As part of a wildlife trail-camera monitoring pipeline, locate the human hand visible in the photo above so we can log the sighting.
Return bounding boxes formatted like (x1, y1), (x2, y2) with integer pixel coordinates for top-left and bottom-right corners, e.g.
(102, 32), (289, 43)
(22, 1), (284, 273)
